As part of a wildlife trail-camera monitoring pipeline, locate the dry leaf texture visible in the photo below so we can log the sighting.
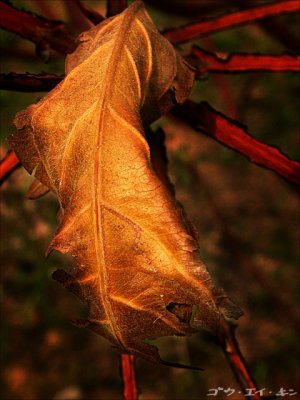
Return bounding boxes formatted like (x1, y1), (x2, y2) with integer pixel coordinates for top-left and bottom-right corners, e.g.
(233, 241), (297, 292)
(8, 1), (241, 364)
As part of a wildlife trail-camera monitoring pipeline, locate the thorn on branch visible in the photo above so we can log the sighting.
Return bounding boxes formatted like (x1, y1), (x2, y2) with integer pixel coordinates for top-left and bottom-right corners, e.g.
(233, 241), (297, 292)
(173, 100), (300, 185)
(0, 1), (76, 54)
(163, 1), (300, 44)
(191, 47), (300, 75)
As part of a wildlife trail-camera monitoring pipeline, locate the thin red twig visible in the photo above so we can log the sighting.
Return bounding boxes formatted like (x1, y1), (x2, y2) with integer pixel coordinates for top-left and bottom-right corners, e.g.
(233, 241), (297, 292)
(106, 0), (127, 17)
(232, 0), (300, 53)
(63, 0), (92, 32)
(121, 354), (138, 400)
(0, 73), (63, 92)
(192, 47), (300, 75)
(0, 151), (21, 185)
(218, 320), (262, 400)
(75, 0), (105, 25)
(201, 36), (238, 118)
(149, 128), (264, 398)
(163, 1), (300, 44)
(0, 1), (76, 54)
(173, 100), (300, 185)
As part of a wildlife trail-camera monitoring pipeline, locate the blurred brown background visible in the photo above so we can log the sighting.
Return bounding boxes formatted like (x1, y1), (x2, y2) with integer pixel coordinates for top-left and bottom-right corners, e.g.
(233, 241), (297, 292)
(1, 1), (299, 399)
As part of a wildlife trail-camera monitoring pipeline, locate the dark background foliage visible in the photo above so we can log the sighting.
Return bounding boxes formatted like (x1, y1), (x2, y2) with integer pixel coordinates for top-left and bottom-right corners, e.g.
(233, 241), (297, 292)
(1, 1), (299, 399)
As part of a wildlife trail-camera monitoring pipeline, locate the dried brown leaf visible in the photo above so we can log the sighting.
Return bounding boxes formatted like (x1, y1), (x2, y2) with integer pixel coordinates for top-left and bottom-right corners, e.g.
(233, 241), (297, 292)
(8, 1), (241, 365)
(27, 179), (50, 199)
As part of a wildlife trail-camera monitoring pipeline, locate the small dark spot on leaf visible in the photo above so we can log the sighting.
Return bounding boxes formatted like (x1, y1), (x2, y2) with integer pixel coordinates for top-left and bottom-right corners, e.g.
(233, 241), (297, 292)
(166, 302), (192, 323)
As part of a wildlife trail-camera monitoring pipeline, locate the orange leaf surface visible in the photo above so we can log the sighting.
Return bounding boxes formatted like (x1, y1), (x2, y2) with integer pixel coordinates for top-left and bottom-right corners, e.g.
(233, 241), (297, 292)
(8, 1), (241, 365)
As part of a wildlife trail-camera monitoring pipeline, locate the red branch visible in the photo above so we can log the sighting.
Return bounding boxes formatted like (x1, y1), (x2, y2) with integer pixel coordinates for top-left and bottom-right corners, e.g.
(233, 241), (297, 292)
(0, 1), (76, 54)
(121, 354), (138, 400)
(0, 73), (63, 92)
(173, 100), (300, 185)
(106, 0), (127, 17)
(192, 47), (300, 75)
(0, 151), (21, 185)
(218, 320), (262, 400)
(163, 1), (300, 44)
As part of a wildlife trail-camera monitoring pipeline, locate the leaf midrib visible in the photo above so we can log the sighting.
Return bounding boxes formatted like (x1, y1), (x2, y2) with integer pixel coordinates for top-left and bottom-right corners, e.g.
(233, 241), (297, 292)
(92, 1), (144, 348)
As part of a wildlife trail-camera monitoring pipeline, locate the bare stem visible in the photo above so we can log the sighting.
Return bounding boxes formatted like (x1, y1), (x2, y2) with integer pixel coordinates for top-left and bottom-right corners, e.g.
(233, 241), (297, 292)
(0, 1), (76, 54)
(192, 47), (300, 75)
(163, 1), (300, 44)
(121, 354), (138, 400)
(0, 73), (63, 92)
(218, 320), (263, 400)
(0, 151), (21, 185)
(75, 0), (105, 25)
(173, 100), (300, 185)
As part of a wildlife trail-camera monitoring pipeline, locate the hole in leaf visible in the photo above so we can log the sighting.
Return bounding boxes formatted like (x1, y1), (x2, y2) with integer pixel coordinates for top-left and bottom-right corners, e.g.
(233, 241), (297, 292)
(166, 302), (192, 324)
